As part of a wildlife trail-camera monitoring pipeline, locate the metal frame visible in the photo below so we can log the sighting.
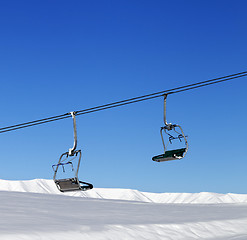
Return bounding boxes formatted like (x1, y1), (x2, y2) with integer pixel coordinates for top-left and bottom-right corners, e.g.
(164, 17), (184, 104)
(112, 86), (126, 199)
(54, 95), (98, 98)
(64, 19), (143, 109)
(160, 94), (188, 159)
(69, 111), (77, 156)
(53, 150), (82, 184)
(52, 112), (93, 192)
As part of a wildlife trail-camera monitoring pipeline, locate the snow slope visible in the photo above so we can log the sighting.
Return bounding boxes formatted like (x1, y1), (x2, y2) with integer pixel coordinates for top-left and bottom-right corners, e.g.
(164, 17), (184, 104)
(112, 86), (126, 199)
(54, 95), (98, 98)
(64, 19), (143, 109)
(0, 178), (247, 204)
(0, 179), (247, 240)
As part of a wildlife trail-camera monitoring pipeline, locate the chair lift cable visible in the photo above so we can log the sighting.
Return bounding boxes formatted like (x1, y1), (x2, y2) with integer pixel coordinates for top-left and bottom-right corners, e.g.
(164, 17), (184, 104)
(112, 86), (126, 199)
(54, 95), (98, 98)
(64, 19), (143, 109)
(0, 70), (246, 134)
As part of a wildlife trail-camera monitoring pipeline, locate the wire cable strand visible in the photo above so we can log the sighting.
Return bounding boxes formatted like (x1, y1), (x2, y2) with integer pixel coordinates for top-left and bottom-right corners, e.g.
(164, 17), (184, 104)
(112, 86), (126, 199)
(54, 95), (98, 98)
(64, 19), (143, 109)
(76, 71), (247, 115)
(1, 71), (246, 134)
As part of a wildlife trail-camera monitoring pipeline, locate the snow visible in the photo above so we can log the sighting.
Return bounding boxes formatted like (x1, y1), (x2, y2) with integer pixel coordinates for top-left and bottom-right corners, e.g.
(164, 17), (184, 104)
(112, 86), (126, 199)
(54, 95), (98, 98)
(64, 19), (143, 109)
(1, 178), (247, 204)
(0, 179), (247, 239)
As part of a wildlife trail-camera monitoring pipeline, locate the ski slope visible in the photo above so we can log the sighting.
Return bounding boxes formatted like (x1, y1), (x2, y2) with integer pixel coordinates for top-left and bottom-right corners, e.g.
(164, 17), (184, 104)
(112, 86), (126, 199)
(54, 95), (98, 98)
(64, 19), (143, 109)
(1, 179), (247, 204)
(0, 179), (247, 240)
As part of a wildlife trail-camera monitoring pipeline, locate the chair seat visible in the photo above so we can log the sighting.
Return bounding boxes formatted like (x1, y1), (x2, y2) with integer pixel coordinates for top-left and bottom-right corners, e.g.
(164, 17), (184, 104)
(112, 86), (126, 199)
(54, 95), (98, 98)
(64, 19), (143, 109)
(55, 178), (93, 192)
(152, 148), (187, 162)
(55, 178), (81, 192)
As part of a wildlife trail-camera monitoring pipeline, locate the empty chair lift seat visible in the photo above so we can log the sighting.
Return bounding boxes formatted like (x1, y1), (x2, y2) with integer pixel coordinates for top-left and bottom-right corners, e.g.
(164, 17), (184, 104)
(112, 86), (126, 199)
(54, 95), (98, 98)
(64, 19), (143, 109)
(152, 148), (187, 162)
(55, 178), (93, 192)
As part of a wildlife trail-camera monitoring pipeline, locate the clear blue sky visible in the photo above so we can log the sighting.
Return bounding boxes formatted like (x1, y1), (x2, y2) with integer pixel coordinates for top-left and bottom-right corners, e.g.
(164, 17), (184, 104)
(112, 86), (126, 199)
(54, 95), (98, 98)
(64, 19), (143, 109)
(0, 0), (247, 193)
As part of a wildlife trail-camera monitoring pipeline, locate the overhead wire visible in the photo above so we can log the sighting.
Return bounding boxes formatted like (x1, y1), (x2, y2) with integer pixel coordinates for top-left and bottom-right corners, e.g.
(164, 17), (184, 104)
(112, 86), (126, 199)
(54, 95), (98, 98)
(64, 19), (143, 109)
(76, 70), (247, 115)
(169, 73), (247, 94)
(0, 71), (246, 134)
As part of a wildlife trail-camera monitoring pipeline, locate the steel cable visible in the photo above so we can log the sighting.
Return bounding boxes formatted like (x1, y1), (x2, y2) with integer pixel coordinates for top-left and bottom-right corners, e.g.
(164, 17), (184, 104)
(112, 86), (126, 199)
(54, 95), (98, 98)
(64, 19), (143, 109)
(1, 71), (246, 134)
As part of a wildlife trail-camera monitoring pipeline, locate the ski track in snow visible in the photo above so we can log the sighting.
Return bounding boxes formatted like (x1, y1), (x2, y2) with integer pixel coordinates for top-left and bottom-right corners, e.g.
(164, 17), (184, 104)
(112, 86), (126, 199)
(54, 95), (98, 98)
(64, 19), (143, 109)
(0, 179), (247, 240)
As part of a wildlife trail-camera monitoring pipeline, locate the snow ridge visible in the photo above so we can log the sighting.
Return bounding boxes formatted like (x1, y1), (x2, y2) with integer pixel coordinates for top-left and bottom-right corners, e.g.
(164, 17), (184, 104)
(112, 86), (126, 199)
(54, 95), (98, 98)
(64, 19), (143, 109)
(0, 179), (247, 204)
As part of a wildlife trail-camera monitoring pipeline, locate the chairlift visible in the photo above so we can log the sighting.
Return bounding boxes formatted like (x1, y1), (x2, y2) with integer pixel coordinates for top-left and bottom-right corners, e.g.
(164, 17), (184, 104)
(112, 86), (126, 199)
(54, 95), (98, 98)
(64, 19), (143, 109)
(152, 94), (188, 162)
(52, 112), (93, 192)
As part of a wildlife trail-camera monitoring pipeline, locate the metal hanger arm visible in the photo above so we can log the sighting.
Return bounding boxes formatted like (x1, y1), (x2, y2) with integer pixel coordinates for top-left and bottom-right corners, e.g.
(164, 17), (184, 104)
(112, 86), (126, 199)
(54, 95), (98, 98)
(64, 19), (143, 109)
(69, 111), (77, 156)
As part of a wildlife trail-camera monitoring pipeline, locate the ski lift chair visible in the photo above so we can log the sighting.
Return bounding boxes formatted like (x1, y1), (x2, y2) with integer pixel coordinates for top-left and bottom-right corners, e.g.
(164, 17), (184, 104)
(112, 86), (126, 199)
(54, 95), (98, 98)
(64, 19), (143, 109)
(52, 112), (93, 192)
(152, 94), (188, 162)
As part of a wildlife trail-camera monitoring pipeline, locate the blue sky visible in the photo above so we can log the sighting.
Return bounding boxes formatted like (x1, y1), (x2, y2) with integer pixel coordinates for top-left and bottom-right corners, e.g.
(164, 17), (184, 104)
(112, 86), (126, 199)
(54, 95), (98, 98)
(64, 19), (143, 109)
(0, 0), (247, 193)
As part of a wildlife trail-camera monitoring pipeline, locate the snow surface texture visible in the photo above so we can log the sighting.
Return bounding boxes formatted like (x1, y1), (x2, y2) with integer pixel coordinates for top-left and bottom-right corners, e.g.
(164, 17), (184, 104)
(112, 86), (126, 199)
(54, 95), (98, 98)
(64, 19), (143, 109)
(0, 179), (247, 240)
(1, 179), (247, 204)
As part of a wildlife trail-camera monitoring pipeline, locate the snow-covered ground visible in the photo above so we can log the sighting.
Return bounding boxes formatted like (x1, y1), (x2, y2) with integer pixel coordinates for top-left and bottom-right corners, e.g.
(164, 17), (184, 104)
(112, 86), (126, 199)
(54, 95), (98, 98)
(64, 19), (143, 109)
(0, 179), (247, 240)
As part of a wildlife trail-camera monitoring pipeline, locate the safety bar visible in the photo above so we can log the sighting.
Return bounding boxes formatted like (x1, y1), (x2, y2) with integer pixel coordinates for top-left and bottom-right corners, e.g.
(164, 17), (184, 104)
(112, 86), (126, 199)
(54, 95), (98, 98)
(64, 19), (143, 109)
(160, 125), (188, 156)
(52, 161), (74, 172)
(53, 150), (81, 182)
